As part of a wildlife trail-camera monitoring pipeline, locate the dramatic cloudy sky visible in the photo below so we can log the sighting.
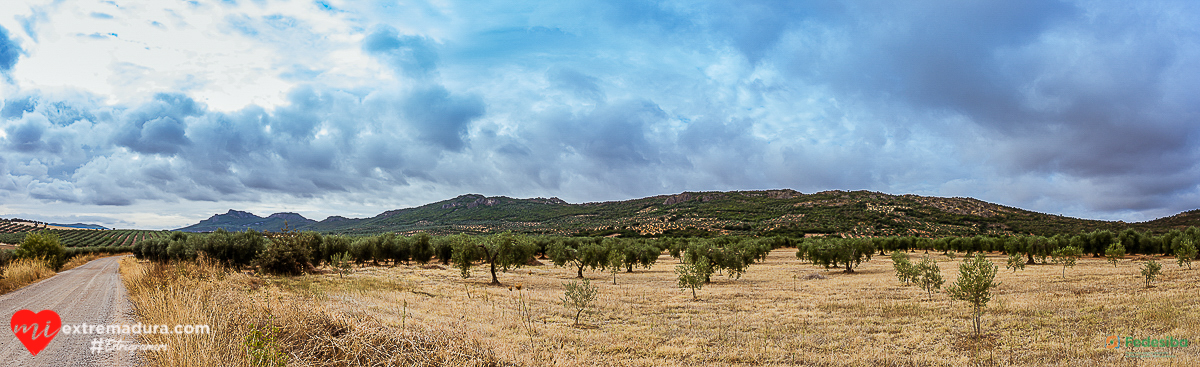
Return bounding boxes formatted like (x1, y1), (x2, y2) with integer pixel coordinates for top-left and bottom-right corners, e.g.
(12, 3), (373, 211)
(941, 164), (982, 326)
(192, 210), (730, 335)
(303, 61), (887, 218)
(0, 0), (1197, 229)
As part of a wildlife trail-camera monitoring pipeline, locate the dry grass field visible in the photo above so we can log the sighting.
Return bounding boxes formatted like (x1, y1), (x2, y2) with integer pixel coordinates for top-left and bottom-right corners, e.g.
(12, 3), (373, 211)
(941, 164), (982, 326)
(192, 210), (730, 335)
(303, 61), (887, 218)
(124, 250), (1199, 366)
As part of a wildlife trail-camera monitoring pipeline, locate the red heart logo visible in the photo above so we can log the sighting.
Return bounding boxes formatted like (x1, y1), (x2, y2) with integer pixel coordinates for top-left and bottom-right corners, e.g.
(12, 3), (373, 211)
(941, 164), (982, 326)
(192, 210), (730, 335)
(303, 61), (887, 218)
(10, 309), (61, 356)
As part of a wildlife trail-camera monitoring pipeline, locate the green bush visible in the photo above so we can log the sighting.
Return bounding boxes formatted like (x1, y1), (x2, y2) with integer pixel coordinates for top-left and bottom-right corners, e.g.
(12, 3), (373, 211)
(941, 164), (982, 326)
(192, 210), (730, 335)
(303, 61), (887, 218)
(891, 251), (918, 284)
(1005, 252), (1025, 273)
(254, 231), (314, 275)
(16, 231), (67, 270)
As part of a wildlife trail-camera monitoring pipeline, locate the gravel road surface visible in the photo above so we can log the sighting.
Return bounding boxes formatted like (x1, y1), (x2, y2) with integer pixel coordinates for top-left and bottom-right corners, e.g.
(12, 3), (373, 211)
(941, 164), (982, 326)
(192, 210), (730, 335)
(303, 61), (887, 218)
(2, 255), (139, 366)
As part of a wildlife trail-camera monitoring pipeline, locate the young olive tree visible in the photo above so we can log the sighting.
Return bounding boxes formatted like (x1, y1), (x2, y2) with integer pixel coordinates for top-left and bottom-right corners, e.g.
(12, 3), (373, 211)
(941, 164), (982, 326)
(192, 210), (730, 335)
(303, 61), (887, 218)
(1105, 242), (1126, 267)
(1174, 240), (1195, 270)
(451, 232), (538, 285)
(947, 253), (999, 337)
(562, 278), (598, 326)
(1005, 252), (1025, 273)
(916, 256), (944, 301)
(1050, 246), (1082, 278)
(1141, 260), (1162, 288)
(675, 256), (710, 300)
(891, 251), (917, 284)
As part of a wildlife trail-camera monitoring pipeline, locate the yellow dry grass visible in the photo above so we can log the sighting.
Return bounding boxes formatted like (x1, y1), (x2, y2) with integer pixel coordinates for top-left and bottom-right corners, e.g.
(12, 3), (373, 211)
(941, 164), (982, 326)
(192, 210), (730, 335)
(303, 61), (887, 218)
(123, 250), (1200, 366)
(0, 257), (56, 294)
(119, 257), (507, 367)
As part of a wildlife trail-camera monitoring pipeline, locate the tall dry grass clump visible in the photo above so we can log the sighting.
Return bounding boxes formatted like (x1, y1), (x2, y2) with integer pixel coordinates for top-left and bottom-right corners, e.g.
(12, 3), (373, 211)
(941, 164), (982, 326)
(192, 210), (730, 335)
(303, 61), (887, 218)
(119, 256), (509, 367)
(0, 257), (56, 294)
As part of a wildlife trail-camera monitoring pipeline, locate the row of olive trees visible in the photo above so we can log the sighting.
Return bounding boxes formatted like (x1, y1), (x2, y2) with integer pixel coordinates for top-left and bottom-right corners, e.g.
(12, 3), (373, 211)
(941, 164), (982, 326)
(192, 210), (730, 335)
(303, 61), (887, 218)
(867, 227), (1200, 264)
(132, 229), (453, 275)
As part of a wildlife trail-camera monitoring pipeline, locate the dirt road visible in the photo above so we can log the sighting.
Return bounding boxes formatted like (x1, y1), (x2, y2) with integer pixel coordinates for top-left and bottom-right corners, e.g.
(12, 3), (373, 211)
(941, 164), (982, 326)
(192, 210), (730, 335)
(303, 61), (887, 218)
(2, 256), (139, 366)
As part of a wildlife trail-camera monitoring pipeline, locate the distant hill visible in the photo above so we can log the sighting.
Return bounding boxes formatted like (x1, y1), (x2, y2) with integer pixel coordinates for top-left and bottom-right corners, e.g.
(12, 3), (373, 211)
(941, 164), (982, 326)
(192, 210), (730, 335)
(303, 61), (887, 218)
(176, 190), (1200, 237)
(49, 223), (109, 230)
(176, 210), (316, 232)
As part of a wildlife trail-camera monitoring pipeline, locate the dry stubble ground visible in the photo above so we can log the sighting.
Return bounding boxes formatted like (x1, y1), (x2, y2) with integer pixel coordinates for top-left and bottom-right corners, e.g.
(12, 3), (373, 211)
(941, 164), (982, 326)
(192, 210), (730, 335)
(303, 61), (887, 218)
(130, 250), (1200, 366)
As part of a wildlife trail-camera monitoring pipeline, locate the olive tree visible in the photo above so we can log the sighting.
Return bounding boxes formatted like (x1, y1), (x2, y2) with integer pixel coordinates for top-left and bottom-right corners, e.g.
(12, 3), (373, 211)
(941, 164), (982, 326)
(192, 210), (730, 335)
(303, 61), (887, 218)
(675, 256), (710, 300)
(947, 253), (999, 337)
(451, 232), (538, 285)
(1141, 260), (1162, 288)
(891, 251), (918, 284)
(547, 238), (607, 278)
(562, 278), (598, 326)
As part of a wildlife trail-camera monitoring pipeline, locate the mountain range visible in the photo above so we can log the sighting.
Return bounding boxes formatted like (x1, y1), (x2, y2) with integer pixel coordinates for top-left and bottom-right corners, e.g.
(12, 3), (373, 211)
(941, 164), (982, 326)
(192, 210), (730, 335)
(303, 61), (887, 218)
(175, 189), (1200, 237)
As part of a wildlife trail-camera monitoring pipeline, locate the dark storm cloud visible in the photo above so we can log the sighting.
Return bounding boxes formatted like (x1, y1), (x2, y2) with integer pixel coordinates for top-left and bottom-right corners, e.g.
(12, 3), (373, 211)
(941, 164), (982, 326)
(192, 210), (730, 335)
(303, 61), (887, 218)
(0, 25), (20, 72)
(400, 86), (484, 151)
(4, 0), (1199, 224)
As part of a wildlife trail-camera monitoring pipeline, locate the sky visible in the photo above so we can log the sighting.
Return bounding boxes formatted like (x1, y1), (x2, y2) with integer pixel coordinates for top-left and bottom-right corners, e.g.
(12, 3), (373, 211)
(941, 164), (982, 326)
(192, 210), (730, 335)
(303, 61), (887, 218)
(0, 0), (1197, 229)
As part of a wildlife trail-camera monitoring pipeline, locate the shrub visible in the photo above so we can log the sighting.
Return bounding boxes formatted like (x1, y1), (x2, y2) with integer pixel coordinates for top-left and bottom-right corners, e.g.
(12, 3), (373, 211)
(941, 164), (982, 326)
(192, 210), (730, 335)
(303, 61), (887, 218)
(1141, 260), (1161, 288)
(15, 231), (67, 270)
(1105, 242), (1126, 267)
(330, 252), (352, 278)
(947, 253), (999, 337)
(254, 231), (314, 276)
(561, 278), (598, 326)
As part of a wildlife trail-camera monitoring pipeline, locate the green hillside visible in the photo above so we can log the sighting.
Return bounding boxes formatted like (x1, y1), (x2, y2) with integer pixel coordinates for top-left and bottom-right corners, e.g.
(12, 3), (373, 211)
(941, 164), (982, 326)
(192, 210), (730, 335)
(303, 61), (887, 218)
(184, 189), (1200, 237)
